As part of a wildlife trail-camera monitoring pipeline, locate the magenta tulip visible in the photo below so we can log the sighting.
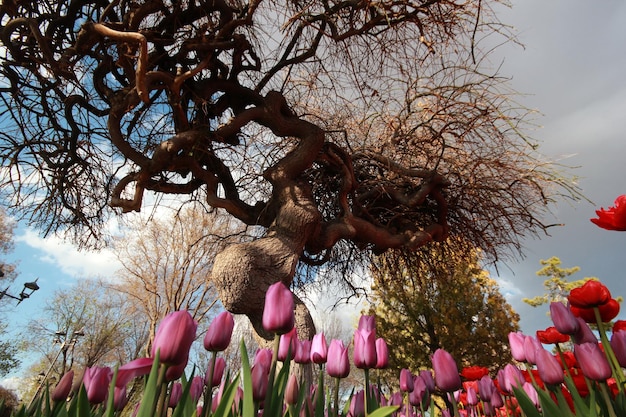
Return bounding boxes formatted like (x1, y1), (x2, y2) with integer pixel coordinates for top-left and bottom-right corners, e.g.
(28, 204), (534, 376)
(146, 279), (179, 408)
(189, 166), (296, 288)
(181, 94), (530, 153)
(190, 376), (204, 402)
(535, 348), (564, 385)
(278, 328), (297, 361)
(477, 375), (496, 399)
(574, 343), (612, 381)
(348, 390), (365, 417)
(83, 366), (112, 404)
(169, 382), (183, 408)
(549, 302), (579, 335)
(431, 349), (462, 392)
(326, 339), (350, 378)
(498, 364), (524, 394)
(166, 357), (189, 381)
(400, 368), (414, 392)
(204, 311), (235, 352)
(310, 333), (328, 364)
(262, 282), (295, 334)
(251, 363), (269, 401)
(419, 370), (435, 393)
(285, 374), (299, 405)
(508, 332), (526, 362)
(254, 348), (273, 370)
(52, 370), (74, 402)
(409, 375), (430, 409)
(152, 310), (197, 366)
(205, 357), (226, 387)
(610, 330), (626, 367)
(353, 327), (377, 369)
(375, 338), (389, 369)
(116, 357), (154, 387)
(466, 385), (479, 406)
(358, 315), (376, 331)
(522, 335), (542, 365)
(113, 386), (129, 411)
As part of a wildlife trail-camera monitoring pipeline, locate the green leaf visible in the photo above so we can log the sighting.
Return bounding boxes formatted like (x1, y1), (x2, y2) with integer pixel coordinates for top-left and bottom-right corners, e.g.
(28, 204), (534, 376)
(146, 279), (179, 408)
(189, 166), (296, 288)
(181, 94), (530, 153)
(212, 376), (240, 417)
(562, 377), (590, 415)
(367, 405), (399, 417)
(135, 354), (162, 417)
(240, 339), (255, 417)
(511, 386), (543, 417)
(536, 387), (569, 417)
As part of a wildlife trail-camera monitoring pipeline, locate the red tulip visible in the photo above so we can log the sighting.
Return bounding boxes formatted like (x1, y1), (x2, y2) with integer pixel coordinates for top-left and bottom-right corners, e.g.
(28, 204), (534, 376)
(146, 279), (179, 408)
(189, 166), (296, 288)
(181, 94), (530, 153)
(431, 349), (462, 392)
(460, 366), (489, 381)
(590, 195), (626, 231)
(613, 320), (626, 333)
(574, 343), (612, 381)
(571, 298), (620, 323)
(536, 327), (570, 344)
(52, 370), (74, 402)
(310, 333), (328, 364)
(375, 338), (389, 369)
(204, 311), (234, 352)
(83, 366), (112, 404)
(568, 280), (611, 308)
(152, 310), (197, 366)
(535, 348), (564, 385)
(262, 282), (295, 334)
(326, 339), (350, 378)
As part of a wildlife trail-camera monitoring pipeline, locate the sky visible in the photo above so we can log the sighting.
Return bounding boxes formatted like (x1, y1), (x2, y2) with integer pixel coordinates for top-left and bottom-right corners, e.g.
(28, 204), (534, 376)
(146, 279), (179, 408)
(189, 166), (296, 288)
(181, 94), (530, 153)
(2, 0), (626, 389)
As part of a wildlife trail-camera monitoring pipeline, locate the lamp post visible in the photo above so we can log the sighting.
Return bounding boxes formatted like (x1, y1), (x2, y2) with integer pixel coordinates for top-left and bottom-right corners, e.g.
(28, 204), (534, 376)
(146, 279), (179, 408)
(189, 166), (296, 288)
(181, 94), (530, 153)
(0, 277), (40, 305)
(28, 329), (85, 407)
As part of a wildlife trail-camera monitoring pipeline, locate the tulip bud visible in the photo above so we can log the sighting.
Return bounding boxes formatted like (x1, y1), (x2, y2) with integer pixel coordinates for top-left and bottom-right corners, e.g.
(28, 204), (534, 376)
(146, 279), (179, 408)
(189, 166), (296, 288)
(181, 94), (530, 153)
(572, 317), (598, 345)
(358, 315), (376, 331)
(251, 363), (269, 401)
(204, 311), (234, 352)
(294, 339), (312, 364)
(399, 368), (414, 392)
(262, 282), (295, 334)
(375, 338), (389, 369)
(419, 370), (435, 393)
(522, 335), (542, 365)
(113, 386), (129, 411)
(574, 343), (612, 381)
(466, 385), (479, 406)
(611, 330), (626, 367)
(353, 328), (377, 369)
(51, 370), (74, 402)
(508, 332), (526, 362)
(189, 376), (204, 403)
(535, 348), (564, 385)
(310, 333), (328, 364)
(205, 357), (226, 388)
(523, 382), (539, 407)
(254, 348), (273, 370)
(278, 328), (297, 362)
(326, 339), (350, 379)
(550, 302), (580, 335)
(152, 310), (197, 366)
(348, 390), (365, 417)
(431, 349), (462, 392)
(169, 382), (183, 408)
(83, 366), (112, 405)
(284, 374), (299, 405)
(477, 375), (496, 399)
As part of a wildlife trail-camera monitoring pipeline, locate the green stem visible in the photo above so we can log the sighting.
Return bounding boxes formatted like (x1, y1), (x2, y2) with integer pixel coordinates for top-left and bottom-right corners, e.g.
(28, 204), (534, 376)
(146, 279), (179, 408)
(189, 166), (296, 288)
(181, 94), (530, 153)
(201, 352), (217, 417)
(448, 392), (461, 417)
(363, 368), (370, 416)
(265, 334), (281, 413)
(333, 377), (340, 417)
(154, 364), (169, 417)
(600, 381), (618, 417)
(594, 307), (626, 390)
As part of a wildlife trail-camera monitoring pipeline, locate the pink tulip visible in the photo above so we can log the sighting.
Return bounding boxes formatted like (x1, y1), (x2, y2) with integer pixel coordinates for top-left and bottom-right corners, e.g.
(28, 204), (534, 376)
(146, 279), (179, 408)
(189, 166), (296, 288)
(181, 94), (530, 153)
(204, 311), (235, 352)
(284, 374), (299, 405)
(254, 348), (273, 370)
(151, 310), (197, 366)
(477, 375), (496, 399)
(400, 368), (414, 392)
(52, 370), (74, 402)
(348, 390), (365, 417)
(466, 385), (479, 406)
(522, 335), (542, 365)
(169, 382), (183, 408)
(499, 364), (524, 394)
(431, 349), (462, 392)
(278, 328), (297, 361)
(310, 333), (328, 364)
(353, 328), (377, 369)
(326, 339), (350, 378)
(358, 315), (376, 331)
(262, 282), (295, 334)
(295, 339), (312, 364)
(205, 357), (226, 388)
(523, 382), (539, 408)
(113, 386), (129, 411)
(375, 338), (389, 369)
(574, 343), (612, 381)
(535, 348), (564, 385)
(409, 376), (430, 408)
(83, 366), (112, 404)
(610, 330), (626, 367)
(508, 332), (526, 362)
(550, 302), (580, 335)
(251, 363), (269, 401)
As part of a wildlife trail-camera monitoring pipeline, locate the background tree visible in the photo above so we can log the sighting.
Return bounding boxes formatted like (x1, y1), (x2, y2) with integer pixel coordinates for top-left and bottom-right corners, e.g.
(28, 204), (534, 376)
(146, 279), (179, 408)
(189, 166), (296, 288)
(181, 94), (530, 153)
(523, 256), (589, 307)
(0, 0), (581, 340)
(108, 206), (228, 354)
(368, 241), (519, 377)
(0, 208), (20, 377)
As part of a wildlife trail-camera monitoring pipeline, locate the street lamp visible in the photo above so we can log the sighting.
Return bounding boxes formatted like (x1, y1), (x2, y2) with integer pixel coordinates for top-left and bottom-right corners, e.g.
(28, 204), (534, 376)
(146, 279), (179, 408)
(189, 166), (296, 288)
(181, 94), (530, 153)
(0, 277), (40, 305)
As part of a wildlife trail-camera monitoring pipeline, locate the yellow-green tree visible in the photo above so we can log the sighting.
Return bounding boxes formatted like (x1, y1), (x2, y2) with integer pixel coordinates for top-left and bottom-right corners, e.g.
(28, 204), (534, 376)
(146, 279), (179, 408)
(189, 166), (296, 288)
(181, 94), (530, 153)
(368, 242), (519, 377)
(523, 256), (589, 307)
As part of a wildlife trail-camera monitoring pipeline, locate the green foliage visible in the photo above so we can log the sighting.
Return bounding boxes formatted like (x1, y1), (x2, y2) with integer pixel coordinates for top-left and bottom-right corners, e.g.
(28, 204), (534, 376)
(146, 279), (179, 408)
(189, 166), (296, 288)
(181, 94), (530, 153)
(523, 256), (594, 307)
(368, 242), (519, 376)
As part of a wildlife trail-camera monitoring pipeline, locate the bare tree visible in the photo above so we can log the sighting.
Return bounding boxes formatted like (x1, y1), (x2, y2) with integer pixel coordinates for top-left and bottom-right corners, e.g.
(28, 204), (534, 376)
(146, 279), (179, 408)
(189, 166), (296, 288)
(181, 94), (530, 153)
(109, 206), (229, 354)
(0, 0), (581, 341)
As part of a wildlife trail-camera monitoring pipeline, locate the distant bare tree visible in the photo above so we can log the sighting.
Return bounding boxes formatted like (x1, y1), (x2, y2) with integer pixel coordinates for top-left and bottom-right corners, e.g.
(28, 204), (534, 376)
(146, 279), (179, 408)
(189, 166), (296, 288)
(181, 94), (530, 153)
(0, 0), (581, 341)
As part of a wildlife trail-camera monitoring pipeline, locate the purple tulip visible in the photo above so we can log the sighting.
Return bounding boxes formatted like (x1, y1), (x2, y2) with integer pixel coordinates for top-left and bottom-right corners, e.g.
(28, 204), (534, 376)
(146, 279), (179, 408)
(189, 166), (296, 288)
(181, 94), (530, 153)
(399, 368), (414, 392)
(572, 317), (598, 345)
(431, 349), (462, 392)
(498, 364), (524, 394)
(574, 343), (612, 381)
(466, 385), (479, 406)
(409, 376), (430, 408)
(204, 311), (234, 352)
(611, 330), (626, 367)
(310, 333), (328, 364)
(285, 374), (299, 405)
(535, 347), (564, 385)
(169, 382), (183, 408)
(205, 357), (226, 388)
(508, 332), (526, 362)
(419, 370), (435, 393)
(550, 302), (580, 335)
(113, 386), (129, 411)
(152, 310), (197, 366)
(278, 328), (298, 361)
(52, 370), (74, 402)
(353, 328), (377, 369)
(326, 339), (350, 378)
(262, 282), (295, 334)
(490, 390), (504, 408)
(375, 338), (389, 369)
(348, 389), (365, 417)
(190, 376), (205, 402)
(477, 375), (496, 399)
(83, 366), (112, 404)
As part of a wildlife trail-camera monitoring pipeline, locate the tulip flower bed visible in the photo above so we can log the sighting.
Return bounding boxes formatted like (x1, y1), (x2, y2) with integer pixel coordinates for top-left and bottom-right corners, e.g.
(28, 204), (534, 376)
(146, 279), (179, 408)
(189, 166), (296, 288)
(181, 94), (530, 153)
(9, 279), (626, 417)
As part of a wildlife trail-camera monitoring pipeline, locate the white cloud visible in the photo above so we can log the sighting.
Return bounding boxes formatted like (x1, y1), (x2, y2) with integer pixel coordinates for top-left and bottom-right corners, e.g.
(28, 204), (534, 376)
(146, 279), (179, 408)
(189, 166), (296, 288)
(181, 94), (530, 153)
(15, 228), (121, 280)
